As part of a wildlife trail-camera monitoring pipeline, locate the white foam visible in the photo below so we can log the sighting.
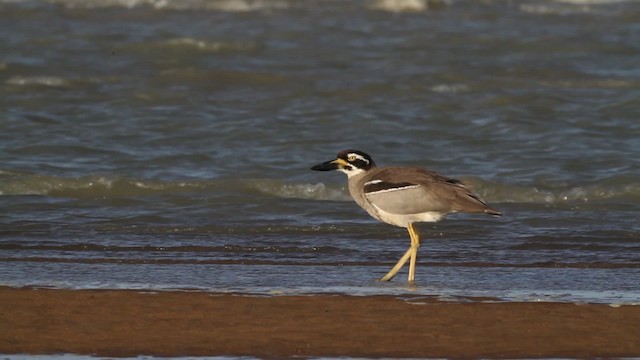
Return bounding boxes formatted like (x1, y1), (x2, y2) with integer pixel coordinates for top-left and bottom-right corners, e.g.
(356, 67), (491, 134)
(430, 83), (470, 93)
(519, 0), (636, 15)
(555, 0), (635, 3)
(6, 76), (68, 87)
(42, 0), (290, 11)
(162, 38), (256, 52)
(249, 180), (351, 201)
(201, 0), (290, 12)
(519, 4), (590, 14)
(368, 0), (451, 13)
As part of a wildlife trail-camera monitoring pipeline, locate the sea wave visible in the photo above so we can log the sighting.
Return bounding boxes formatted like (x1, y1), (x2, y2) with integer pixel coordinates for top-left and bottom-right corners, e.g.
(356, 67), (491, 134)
(519, 0), (634, 15)
(368, 0), (450, 13)
(468, 175), (640, 205)
(248, 179), (350, 201)
(0, 173), (212, 198)
(160, 38), (257, 52)
(4, 0), (450, 12)
(39, 0), (292, 11)
(6, 76), (69, 87)
(2, 0), (634, 13)
(1, 171), (638, 205)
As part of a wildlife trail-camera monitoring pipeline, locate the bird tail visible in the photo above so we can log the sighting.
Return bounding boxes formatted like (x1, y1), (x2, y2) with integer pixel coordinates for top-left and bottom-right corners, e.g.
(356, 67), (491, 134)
(454, 191), (502, 217)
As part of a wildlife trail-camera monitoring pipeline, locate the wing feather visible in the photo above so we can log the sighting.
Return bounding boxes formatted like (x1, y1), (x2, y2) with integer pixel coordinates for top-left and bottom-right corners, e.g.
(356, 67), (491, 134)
(363, 167), (499, 215)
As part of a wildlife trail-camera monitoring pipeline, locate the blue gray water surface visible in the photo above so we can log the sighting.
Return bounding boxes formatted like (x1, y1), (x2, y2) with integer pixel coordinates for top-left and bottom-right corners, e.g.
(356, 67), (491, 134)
(1, 0), (639, 303)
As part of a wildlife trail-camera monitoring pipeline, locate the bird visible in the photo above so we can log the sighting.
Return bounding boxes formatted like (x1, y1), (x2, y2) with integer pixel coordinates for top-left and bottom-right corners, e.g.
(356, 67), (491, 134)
(311, 149), (501, 283)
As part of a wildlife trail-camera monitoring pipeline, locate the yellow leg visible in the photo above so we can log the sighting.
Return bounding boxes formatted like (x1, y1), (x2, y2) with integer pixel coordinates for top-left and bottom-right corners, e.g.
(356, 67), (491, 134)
(407, 223), (421, 283)
(379, 223), (421, 282)
(379, 247), (412, 281)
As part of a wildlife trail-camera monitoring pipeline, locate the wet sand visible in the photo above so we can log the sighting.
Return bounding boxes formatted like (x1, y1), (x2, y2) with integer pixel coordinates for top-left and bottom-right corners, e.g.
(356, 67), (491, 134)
(1, 287), (639, 358)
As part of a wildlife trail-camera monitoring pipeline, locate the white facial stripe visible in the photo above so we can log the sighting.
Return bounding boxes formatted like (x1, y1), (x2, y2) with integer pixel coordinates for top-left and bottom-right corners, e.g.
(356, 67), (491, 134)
(348, 153), (369, 164)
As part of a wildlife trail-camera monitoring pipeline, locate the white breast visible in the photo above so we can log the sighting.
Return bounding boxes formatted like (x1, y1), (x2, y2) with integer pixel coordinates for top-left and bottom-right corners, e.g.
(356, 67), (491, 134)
(371, 204), (445, 227)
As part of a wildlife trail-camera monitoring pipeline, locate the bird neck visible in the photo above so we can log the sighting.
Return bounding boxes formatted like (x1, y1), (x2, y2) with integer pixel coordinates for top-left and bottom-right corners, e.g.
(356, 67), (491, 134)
(346, 170), (370, 208)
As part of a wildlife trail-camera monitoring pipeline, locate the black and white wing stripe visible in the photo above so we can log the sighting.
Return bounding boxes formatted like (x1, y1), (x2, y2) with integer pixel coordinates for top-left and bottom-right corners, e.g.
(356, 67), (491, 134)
(362, 178), (436, 215)
(363, 179), (420, 195)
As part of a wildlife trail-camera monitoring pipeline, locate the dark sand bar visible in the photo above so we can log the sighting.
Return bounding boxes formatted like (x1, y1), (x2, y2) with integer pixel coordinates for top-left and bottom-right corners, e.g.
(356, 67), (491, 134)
(1, 286), (639, 358)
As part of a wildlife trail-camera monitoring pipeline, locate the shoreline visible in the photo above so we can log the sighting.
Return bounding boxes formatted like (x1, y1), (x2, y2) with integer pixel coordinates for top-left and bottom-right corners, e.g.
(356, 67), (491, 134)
(1, 286), (639, 358)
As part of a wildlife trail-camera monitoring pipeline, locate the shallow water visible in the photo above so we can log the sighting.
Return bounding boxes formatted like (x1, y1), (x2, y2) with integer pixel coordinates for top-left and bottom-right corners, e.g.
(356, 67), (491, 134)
(1, 0), (639, 304)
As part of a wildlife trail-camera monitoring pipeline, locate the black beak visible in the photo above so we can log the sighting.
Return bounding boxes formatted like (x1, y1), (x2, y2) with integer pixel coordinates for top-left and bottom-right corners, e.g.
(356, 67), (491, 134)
(311, 159), (339, 171)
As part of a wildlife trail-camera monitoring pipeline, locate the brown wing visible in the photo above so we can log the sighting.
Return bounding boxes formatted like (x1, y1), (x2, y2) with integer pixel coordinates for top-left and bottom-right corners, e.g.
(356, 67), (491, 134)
(364, 167), (501, 216)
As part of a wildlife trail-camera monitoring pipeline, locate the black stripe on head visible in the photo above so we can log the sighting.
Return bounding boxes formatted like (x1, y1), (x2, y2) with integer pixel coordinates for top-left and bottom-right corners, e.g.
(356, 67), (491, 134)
(336, 149), (376, 170)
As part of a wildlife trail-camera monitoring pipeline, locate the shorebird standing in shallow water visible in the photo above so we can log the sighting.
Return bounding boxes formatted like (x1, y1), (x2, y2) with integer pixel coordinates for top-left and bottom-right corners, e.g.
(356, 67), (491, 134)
(311, 149), (501, 283)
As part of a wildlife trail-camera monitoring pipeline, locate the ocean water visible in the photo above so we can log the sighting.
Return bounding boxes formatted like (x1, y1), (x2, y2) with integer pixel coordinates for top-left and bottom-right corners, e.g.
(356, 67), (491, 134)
(1, 0), (639, 304)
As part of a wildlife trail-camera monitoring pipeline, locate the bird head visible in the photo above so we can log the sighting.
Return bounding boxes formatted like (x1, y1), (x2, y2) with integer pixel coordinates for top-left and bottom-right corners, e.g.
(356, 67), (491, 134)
(311, 149), (376, 177)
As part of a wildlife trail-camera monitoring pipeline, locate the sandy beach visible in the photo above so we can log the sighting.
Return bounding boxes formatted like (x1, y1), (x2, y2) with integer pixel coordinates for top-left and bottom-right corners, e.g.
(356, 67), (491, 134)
(1, 287), (639, 358)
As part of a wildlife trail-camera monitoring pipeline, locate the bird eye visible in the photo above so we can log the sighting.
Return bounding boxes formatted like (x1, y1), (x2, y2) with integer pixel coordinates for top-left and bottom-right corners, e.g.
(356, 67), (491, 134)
(347, 154), (357, 162)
